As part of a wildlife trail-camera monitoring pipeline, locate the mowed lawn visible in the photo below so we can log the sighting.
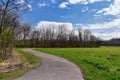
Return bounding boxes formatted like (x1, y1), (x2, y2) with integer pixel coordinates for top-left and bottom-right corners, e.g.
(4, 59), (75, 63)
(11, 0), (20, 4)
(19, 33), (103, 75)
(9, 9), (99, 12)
(34, 47), (120, 80)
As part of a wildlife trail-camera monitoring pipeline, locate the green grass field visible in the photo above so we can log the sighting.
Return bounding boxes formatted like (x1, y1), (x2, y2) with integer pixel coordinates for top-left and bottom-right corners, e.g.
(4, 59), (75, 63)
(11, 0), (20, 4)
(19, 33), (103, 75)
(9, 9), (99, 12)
(0, 49), (40, 80)
(34, 47), (120, 80)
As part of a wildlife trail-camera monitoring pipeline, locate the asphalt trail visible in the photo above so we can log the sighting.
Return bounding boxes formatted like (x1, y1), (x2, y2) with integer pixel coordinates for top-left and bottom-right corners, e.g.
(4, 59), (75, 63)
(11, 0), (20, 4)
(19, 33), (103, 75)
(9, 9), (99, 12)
(15, 49), (84, 80)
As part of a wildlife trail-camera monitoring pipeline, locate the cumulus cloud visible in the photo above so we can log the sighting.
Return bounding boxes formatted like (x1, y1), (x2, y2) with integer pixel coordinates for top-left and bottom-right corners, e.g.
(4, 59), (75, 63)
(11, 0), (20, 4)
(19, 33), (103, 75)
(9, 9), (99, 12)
(82, 6), (88, 12)
(38, 0), (57, 8)
(75, 18), (120, 40)
(69, 0), (111, 4)
(59, 2), (69, 9)
(59, 0), (111, 9)
(35, 21), (74, 31)
(93, 31), (120, 40)
(96, 0), (120, 17)
(69, 0), (88, 4)
(35, 20), (120, 40)
(27, 4), (32, 11)
(38, 3), (47, 8)
(76, 18), (120, 29)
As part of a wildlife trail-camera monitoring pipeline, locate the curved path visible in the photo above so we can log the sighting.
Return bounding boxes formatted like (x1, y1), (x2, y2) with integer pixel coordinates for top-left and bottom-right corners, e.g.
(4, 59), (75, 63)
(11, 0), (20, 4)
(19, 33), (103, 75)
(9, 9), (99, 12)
(16, 49), (84, 80)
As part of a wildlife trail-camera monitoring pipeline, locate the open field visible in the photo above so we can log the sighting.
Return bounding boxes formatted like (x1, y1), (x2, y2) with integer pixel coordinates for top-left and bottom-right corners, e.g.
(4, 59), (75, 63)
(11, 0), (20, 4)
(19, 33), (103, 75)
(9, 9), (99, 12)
(34, 47), (120, 80)
(0, 49), (40, 80)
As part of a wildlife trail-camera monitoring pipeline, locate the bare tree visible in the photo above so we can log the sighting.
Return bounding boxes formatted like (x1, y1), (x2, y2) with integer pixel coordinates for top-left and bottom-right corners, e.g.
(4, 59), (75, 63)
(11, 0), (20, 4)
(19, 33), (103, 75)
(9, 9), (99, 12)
(68, 30), (78, 47)
(78, 27), (83, 47)
(0, 0), (30, 62)
(21, 24), (31, 41)
(83, 29), (91, 42)
(15, 24), (100, 48)
(56, 24), (68, 47)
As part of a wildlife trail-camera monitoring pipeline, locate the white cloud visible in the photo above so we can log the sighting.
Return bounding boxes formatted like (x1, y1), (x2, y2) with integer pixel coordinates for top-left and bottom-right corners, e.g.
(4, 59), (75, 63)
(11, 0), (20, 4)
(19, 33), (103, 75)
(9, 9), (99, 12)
(38, 0), (57, 8)
(59, 2), (69, 9)
(82, 6), (88, 12)
(59, 0), (111, 9)
(35, 20), (120, 40)
(76, 18), (120, 30)
(38, 3), (47, 8)
(27, 4), (32, 11)
(68, 0), (111, 5)
(51, 0), (56, 3)
(69, 0), (88, 4)
(93, 31), (120, 40)
(96, 0), (120, 17)
(17, 0), (32, 11)
(35, 21), (74, 31)
(76, 18), (120, 40)
(88, 0), (111, 4)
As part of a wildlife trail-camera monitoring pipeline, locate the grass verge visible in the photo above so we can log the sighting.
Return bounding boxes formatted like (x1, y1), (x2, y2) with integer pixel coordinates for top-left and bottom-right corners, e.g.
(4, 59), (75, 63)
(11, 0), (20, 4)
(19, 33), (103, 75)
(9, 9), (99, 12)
(0, 48), (40, 80)
(33, 47), (120, 80)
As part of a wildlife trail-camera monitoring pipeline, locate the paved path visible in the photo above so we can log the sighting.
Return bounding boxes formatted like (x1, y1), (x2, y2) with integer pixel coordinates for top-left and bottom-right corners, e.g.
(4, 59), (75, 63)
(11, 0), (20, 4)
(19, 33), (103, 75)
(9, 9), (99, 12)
(15, 49), (84, 80)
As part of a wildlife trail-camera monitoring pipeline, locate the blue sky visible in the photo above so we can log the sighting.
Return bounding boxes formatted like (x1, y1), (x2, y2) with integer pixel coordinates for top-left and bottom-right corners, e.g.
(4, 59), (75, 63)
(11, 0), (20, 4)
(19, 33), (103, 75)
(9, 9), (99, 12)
(21, 0), (120, 40)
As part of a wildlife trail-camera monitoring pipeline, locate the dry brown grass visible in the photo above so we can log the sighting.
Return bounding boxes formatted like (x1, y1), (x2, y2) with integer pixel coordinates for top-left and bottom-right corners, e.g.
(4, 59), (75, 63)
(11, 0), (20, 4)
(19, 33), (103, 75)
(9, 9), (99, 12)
(0, 52), (25, 74)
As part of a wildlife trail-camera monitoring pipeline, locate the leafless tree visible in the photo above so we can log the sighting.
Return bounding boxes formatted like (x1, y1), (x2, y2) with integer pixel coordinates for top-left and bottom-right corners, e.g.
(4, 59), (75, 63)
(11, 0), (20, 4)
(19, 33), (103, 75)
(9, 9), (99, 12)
(56, 24), (68, 47)
(21, 24), (31, 41)
(0, 0), (30, 62)
(68, 30), (78, 47)
(78, 27), (83, 47)
(83, 29), (91, 42)
(15, 24), (100, 48)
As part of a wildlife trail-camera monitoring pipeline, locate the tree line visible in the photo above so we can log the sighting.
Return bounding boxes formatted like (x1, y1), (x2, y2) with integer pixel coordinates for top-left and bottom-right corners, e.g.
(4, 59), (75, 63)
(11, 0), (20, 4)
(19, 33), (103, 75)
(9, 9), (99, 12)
(101, 38), (120, 46)
(15, 24), (101, 48)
